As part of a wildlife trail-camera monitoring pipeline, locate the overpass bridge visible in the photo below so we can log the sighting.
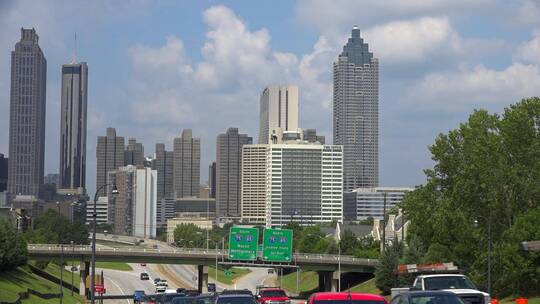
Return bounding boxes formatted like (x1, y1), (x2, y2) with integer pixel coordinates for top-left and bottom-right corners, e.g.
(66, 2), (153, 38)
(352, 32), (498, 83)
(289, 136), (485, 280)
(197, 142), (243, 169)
(28, 244), (377, 293)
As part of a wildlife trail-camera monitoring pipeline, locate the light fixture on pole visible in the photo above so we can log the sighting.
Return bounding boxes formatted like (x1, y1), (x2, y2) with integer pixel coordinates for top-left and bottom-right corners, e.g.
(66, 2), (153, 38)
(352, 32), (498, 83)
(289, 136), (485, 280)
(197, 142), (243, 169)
(91, 183), (118, 304)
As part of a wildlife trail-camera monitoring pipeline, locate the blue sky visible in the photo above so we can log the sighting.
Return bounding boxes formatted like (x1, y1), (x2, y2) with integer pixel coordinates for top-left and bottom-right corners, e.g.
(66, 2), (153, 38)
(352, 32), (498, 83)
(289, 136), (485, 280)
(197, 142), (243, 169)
(2, 0), (540, 196)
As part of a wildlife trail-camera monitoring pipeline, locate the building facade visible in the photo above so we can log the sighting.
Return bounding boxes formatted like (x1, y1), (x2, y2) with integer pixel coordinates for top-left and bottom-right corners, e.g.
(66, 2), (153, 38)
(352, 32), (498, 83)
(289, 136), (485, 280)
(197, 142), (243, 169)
(96, 128), (125, 196)
(133, 167), (157, 238)
(0, 154), (8, 192)
(153, 143), (174, 200)
(208, 162), (216, 199)
(216, 128), (252, 219)
(59, 62), (88, 190)
(173, 129), (200, 198)
(240, 145), (267, 224)
(344, 187), (413, 220)
(333, 26), (379, 191)
(259, 85), (299, 144)
(8, 28), (47, 197)
(86, 196), (108, 225)
(125, 138), (144, 167)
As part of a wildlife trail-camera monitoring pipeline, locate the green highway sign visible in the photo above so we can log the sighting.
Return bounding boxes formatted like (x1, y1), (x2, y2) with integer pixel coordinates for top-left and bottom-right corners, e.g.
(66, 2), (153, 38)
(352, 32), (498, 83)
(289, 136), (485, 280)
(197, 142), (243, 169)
(228, 227), (259, 261)
(224, 270), (232, 277)
(262, 228), (293, 262)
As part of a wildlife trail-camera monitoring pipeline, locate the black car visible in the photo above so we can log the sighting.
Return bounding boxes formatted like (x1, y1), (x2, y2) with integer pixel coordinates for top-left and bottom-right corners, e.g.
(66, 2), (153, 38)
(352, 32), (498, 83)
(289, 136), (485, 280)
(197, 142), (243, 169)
(220, 290), (254, 296)
(391, 291), (466, 304)
(155, 293), (188, 304)
(140, 273), (149, 280)
(154, 278), (161, 285)
(196, 293), (217, 304)
(172, 296), (197, 304)
(215, 294), (257, 304)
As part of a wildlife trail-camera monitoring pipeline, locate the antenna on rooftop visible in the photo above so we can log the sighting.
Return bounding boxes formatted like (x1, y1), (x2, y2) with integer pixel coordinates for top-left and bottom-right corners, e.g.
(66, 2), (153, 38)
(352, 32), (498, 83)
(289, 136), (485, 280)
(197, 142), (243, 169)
(71, 32), (77, 64)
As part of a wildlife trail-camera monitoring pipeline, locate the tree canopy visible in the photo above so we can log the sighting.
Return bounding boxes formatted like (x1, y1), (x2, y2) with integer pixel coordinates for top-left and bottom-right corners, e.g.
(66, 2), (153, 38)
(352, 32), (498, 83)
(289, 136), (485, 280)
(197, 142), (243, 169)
(0, 219), (28, 270)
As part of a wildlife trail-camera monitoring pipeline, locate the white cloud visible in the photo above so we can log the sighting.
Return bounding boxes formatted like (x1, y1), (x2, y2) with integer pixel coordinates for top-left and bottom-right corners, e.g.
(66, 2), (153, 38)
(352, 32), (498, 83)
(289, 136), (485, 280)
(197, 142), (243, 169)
(515, 30), (540, 64)
(129, 36), (193, 76)
(364, 17), (462, 63)
(408, 63), (540, 111)
(513, 0), (540, 26)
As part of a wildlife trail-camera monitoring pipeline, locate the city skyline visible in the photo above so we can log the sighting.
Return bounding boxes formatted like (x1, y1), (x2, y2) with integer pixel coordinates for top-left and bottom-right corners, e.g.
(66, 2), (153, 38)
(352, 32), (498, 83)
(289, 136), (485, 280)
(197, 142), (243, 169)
(3, 1), (540, 198)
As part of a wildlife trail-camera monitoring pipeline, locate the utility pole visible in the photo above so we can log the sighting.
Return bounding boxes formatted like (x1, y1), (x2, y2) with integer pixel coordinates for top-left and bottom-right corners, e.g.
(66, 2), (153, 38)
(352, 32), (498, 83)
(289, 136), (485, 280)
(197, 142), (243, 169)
(70, 241), (74, 296)
(60, 244), (64, 304)
(381, 192), (387, 253)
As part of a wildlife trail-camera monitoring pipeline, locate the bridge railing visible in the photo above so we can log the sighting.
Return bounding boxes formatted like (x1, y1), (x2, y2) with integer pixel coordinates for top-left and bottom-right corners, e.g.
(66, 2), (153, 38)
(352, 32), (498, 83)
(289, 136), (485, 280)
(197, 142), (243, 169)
(27, 244), (377, 265)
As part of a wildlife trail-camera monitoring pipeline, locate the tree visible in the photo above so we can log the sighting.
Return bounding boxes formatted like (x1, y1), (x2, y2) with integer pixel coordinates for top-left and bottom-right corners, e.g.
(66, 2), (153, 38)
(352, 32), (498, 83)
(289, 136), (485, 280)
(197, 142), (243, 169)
(340, 229), (360, 255)
(0, 219), (28, 270)
(173, 223), (205, 247)
(24, 209), (89, 245)
(374, 240), (402, 295)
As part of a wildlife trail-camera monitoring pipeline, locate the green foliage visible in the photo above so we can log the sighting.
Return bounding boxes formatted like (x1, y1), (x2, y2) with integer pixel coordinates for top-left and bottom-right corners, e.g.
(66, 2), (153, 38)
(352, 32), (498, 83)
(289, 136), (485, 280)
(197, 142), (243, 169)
(340, 229), (360, 255)
(173, 223), (206, 247)
(374, 241), (402, 295)
(401, 97), (540, 296)
(0, 219), (28, 270)
(24, 209), (89, 245)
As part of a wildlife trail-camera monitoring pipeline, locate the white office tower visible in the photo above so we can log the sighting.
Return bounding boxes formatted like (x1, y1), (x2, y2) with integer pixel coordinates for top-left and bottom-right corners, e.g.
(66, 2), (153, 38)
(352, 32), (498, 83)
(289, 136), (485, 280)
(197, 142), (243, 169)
(134, 167), (157, 238)
(259, 85), (299, 144)
(241, 128), (343, 227)
(85, 196), (108, 225)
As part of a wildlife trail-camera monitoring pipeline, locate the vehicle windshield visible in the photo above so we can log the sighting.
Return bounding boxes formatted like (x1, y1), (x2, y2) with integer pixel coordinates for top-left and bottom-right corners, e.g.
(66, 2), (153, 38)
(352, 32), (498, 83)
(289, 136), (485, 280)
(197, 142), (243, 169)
(217, 296), (257, 304)
(315, 301), (385, 304)
(424, 276), (476, 290)
(197, 296), (215, 304)
(172, 297), (196, 304)
(260, 290), (286, 297)
(411, 295), (466, 304)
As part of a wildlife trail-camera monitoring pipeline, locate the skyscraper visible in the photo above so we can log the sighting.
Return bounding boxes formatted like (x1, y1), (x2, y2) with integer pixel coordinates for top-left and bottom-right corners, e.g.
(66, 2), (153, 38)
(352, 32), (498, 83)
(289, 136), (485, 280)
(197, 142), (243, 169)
(59, 62), (88, 190)
(124, 138), (144, 167)
(208, 162), (216, 199)
(0, 154), (7, 192)
(8, 28), (47, 197)
(153, 143), (174, 200)
(258, 85), (299, 144)
(333, 26), (379, 191)
(173, 129), (200, 198)
(95, 128), (124, 196)
(216, 128), (252, 219)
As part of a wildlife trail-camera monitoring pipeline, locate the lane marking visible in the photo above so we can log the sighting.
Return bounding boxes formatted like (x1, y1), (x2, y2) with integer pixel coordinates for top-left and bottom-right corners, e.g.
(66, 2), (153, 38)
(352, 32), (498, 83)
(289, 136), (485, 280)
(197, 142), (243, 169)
(107, 276), (131, 304)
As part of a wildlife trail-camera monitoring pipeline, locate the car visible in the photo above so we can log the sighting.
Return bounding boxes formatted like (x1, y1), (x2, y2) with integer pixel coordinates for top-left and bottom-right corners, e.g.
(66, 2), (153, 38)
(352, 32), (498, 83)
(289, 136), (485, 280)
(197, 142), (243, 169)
(307, 292), (388, 304)
(196, 293), (217, 304)
(157, 281), (168, 288)
(207, 283), (216, 293)
(141, 263), (147, 267)
(221, 289), (254, 296)
(154, 278), (161, 285)
(155, 293), (188, 304)
(216, 294), (258, 304)
(157, 285), (167, 293)
(411, 274), (490, 304)
(172, 297), (196, 304)
(160, 279), (169, 287)
(134, 290), (146, 303)
(140, 295), (158, 304)
(391, 291), (465, 304)
(256, 288), (290, 304)
(141, 273), (150, 280)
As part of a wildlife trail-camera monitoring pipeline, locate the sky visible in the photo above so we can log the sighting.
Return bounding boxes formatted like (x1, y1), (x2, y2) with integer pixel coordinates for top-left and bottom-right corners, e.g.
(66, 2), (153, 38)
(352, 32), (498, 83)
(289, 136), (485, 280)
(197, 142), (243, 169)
(2, 0), (540, 197)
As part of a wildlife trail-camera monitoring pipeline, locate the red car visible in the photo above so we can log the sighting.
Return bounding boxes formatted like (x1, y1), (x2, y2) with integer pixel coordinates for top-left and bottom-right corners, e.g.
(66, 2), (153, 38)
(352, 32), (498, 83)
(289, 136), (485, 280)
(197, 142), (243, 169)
(307, 292), (388, 304)
(257, 288), (290, 304)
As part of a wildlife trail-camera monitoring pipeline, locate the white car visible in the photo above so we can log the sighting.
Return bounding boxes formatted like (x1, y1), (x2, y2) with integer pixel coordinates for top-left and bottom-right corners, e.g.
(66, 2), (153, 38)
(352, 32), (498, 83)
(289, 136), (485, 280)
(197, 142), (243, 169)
(156, 285), (166, 293)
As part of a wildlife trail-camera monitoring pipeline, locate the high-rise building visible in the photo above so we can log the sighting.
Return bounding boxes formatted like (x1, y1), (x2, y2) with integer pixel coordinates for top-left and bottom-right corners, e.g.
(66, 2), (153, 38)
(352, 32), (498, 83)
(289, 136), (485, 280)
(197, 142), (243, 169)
(216, 128), (252, 219)
(173, 129), (200, 198)
(8, 28), (47, 197)
(86, 196), (108, 225)
(259, 85), (299, 144)
(59, 62), (88, 190)
(96, 128), (125, 196)
(208, 162), (216, 199)
(344, 187), (413, 220)
(153, 143), (174, 200)
(0, 154), (8, 192)
(241, 128), (343, 227)
(107, 165), (157, 238)
(333, 26), (379, 191)
(124, 138), (144, 167)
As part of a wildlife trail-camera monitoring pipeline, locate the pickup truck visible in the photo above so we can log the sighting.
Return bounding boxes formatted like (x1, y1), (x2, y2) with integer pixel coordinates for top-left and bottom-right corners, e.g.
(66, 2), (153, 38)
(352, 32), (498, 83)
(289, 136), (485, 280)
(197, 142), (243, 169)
(410, 274), (490, 304)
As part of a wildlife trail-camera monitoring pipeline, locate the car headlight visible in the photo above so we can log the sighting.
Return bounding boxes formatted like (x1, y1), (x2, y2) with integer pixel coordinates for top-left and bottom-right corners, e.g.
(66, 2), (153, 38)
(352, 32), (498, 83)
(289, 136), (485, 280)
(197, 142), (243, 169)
(484, 295), (491, 304)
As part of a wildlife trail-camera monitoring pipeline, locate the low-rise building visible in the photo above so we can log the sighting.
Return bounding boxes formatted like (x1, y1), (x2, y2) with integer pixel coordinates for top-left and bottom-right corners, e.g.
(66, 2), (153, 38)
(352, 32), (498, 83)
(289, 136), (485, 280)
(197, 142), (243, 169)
(166, 213), (214, 244)
(344, 187), (413, 220)
(86, 196), (109, 226)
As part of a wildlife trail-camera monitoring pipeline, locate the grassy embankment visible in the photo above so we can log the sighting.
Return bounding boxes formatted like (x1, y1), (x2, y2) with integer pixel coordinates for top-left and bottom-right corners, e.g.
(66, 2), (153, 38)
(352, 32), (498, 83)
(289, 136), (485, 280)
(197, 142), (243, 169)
(207, 266), (251, 285)
(0, 266), (85, 304)
(280, 271), (319, 294)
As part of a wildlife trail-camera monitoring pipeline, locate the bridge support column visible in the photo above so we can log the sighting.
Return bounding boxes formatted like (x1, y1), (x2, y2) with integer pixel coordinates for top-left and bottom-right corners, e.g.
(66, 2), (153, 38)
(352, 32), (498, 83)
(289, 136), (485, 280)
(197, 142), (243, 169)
(331, 271), (339, 292)
(79, 261), (89, 296)
(317, 271), (333, 292)
(198, 265), (208, 294)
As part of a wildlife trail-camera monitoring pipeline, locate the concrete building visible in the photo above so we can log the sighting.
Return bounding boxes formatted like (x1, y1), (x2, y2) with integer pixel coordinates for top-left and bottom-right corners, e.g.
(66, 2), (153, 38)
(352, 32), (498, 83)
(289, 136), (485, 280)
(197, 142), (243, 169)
(96, 128), (125, 196)
(208, 162), (216, 199)
(153, 143), (174, 200)
(259, 85), (299, 144)
(59, 62), (88, 190)
(156, 198), (176, 228)
(8, 28), (47, 197)
(125, 138), (144, 167)
(86, 196), (108, 225)
(216, 128), (252, 219)
(242, 128), (344, 227)
(156, 197), (215, 228)
(173, 129), (200, 198)
(44, 173), (60, 187)
(107, 165), (157, 238)
(166, 214), (214, 244)
(240, 145), (267, 225)
(0, 154), (7, 192)
(344, 187), (413, 220)
(333, 26), (379, 191)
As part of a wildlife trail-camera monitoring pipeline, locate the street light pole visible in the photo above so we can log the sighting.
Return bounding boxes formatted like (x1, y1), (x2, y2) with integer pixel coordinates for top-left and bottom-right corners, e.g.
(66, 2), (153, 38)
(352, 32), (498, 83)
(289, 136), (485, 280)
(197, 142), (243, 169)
(60, 244), (64, 304)
(70, 241), (74, 296)
(91, 184), (117, 304)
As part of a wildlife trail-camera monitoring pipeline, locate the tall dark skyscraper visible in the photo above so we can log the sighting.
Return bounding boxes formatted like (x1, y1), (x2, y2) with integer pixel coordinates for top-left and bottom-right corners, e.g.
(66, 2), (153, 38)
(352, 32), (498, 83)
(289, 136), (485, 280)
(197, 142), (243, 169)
(59, 62), (88, 190)
(173, 129), (200, 198)
(0, 154), (7, 192)
(8, 28), (47, 197)
(208, 162), (216, 199)
(153, 143), (174, 200)
(333, 26), (379, 191)
(96, 128), (125, 197)
(124, 138), (144, 167)
(216, 128), (252, 218)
